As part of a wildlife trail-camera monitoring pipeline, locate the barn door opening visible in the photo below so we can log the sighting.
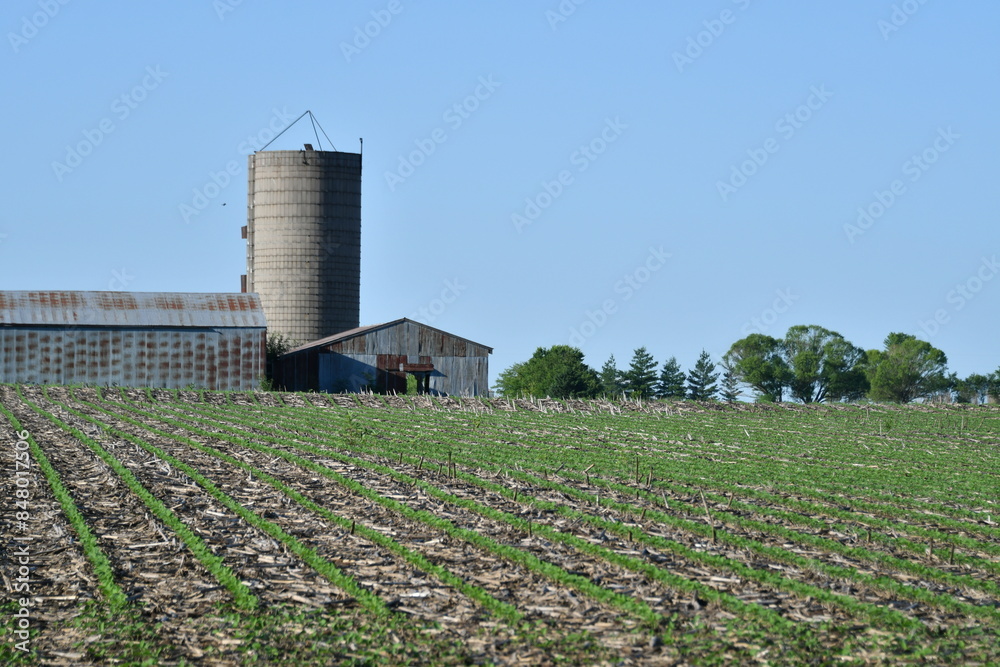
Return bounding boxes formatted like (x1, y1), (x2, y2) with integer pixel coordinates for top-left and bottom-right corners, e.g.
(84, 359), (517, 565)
(402, 361), (434, 395)
(376, 354), (407, 394)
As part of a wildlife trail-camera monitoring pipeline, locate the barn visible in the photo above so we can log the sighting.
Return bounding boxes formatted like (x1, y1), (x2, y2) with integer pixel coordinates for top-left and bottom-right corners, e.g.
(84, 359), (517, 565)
(0, 291), (266, 390)
(273, 318), (491, 396)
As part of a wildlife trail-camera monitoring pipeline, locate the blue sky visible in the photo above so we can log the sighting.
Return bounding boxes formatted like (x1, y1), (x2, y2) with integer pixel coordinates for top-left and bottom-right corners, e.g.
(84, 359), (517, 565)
(2, 1), (998, 393)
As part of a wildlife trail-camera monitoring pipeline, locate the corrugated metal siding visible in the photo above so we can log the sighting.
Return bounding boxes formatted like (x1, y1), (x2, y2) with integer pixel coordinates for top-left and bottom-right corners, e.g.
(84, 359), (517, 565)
(0, 291), (266, 328)
(0, 327), (264, 390)
(427, 355), (489, 396)
(314, 353), (371, 393)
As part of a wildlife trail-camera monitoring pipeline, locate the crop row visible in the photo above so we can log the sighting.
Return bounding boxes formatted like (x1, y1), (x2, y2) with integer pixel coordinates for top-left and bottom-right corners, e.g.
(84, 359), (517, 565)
(90, 389), (1000, 629)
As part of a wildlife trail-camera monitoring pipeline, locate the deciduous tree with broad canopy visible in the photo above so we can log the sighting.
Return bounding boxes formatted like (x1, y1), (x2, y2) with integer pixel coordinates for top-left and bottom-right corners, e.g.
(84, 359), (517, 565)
(725, 327), (868, 403)
(494, 345), (600, 398)
(723, 334), (790, 402)
(952, 373), (994, 404)
(862, 333), (949, 403)
(783, 325), (868, 403)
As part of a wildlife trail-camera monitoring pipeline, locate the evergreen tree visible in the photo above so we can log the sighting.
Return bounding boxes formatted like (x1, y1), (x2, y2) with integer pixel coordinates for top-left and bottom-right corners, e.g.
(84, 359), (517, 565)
(598, 354), (623, 397)
(623, 347), (658, 399)
(654, 357), (686, 399)
(686, 350), (719, 401)
(719, 358), (740, 402)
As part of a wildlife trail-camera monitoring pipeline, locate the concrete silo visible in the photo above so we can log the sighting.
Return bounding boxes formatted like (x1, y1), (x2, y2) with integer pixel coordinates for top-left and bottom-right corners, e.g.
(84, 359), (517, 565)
(245, 148), (361, 345)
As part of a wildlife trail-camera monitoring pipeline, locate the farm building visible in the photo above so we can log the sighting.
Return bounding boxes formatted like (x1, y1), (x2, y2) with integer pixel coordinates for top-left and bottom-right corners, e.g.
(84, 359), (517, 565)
(0, 291), (266, 390)
(273, 318), (491, 396)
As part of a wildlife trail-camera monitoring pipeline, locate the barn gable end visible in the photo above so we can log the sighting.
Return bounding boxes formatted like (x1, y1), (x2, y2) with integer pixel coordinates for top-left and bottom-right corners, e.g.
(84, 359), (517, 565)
(274, 318), (491, 396)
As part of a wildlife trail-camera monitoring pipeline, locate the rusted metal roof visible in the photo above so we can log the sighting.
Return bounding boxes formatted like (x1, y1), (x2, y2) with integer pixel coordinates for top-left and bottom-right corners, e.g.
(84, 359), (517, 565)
(281, 318), (493, 356)
(0, 291), (266, 329)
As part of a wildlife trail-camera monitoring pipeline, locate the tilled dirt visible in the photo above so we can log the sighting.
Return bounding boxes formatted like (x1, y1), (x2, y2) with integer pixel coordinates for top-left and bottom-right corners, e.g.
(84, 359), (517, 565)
(319, 461), (849, 627)
(524, 477), (997, 626)
(481, 477), (1000, 625)
(275, 393), (312, 408)
(12, 390), (233, 617)
(327, 394), (361, 409)
(381, 395), (415, 410)
(145, 388), (824, 416)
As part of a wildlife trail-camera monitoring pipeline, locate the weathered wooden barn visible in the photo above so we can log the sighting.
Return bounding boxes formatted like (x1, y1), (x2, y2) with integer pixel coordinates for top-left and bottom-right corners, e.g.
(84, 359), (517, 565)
(0, 291), (266, 390)
(274, 318), (491, 396)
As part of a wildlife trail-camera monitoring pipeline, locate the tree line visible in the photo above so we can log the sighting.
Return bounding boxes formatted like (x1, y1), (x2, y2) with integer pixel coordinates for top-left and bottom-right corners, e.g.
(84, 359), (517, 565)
(494, 324), (1000, 405)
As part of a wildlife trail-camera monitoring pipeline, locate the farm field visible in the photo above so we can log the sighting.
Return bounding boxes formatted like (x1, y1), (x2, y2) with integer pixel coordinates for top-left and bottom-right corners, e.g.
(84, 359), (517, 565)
(2, 386), (1000, 665)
